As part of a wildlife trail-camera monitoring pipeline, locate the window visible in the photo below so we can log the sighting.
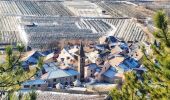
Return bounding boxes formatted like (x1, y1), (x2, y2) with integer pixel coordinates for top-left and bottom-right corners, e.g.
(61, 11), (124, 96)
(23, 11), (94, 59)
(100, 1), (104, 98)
(65, 82), (68, 85)
(61, 58), (64, 61)
(67, 57), (70, 60)
(91, 70), (93, 72)
(42, 68), (46, 74)
(91, 74), (93, 77)
(74, 55), (78, 60)
(53, 79), (56, 82)
(48, 84), (51, 87)
(24, 85), (30, 88)
(38, 84), (41, 87)
(81, 58), (84, 61)
(53, 84), (56, 88)
(70, 81), (73, 86)
(74, 76), (77, 79)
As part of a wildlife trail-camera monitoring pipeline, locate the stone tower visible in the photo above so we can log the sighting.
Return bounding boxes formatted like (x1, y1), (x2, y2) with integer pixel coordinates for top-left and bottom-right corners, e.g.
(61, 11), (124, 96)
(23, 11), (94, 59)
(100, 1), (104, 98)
(78, 42), (85, 82)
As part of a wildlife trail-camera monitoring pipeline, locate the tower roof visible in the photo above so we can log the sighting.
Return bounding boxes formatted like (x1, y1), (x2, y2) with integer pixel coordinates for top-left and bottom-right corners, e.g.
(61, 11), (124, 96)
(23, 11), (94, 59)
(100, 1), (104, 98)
(80, 41), (85, 57)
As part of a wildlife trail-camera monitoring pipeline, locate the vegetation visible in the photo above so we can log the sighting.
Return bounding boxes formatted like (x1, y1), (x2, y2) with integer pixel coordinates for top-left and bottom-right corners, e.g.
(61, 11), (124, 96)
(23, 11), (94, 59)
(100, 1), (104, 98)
(29, 91), (37, 100)
(3, 91), (37, 100)
(154, 10), (170, 47)
(109, 10), (170, 100)
(0, 45), (43, 97)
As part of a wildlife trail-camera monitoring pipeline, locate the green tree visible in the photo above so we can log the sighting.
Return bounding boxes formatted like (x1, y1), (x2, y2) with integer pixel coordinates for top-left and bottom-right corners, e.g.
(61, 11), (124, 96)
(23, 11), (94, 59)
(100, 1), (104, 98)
(29, 91), (37, 100)
(0, 45), (43, 94)
(154, 10), (170, 46)
(18, 92), (23, 100)
(109, 88), (122, 100)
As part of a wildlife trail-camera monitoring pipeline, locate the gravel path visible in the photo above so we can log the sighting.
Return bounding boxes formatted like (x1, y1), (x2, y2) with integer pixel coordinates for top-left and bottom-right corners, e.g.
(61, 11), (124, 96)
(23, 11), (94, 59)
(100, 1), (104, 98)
(37, 91), (106, 100)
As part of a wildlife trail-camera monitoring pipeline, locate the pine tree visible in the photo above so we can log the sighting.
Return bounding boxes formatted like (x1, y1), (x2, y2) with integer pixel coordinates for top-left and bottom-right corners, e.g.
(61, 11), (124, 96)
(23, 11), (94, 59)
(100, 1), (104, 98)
(0, 45), (43, 95)
(154, 10), (170, 46)
(29, 91), (37, 100)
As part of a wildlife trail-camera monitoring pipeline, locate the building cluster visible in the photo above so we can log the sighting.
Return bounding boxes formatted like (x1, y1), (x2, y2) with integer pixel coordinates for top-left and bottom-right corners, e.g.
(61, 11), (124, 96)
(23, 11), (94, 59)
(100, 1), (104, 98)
(21, 36), (144, 90)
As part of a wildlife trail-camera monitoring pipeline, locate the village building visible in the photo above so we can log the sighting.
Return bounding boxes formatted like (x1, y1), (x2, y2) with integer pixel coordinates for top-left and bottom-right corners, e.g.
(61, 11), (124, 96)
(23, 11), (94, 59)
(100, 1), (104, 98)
(41, 69), (80, 88)
(22, 79), (47, 91)
(22, 36), (142, 90)
(21, 50), (44, 70)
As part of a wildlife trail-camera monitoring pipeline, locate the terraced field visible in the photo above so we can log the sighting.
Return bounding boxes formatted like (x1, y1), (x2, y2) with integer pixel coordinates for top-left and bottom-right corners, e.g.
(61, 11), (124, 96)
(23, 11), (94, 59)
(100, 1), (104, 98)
(0, 0), (149, 50)
(0, 1), (74, 16)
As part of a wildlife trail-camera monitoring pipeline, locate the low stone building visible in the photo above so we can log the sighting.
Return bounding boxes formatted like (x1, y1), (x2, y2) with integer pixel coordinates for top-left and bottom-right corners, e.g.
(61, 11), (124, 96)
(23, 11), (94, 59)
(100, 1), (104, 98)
(102, 67), (124, 83)
(41, 69), (80, 88)
(22, 79), (48, 91)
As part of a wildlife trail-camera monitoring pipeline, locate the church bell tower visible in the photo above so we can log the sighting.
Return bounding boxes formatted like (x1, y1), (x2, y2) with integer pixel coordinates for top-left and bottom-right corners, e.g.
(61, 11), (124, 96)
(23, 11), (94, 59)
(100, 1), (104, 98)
(78, 42), (85, 82)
